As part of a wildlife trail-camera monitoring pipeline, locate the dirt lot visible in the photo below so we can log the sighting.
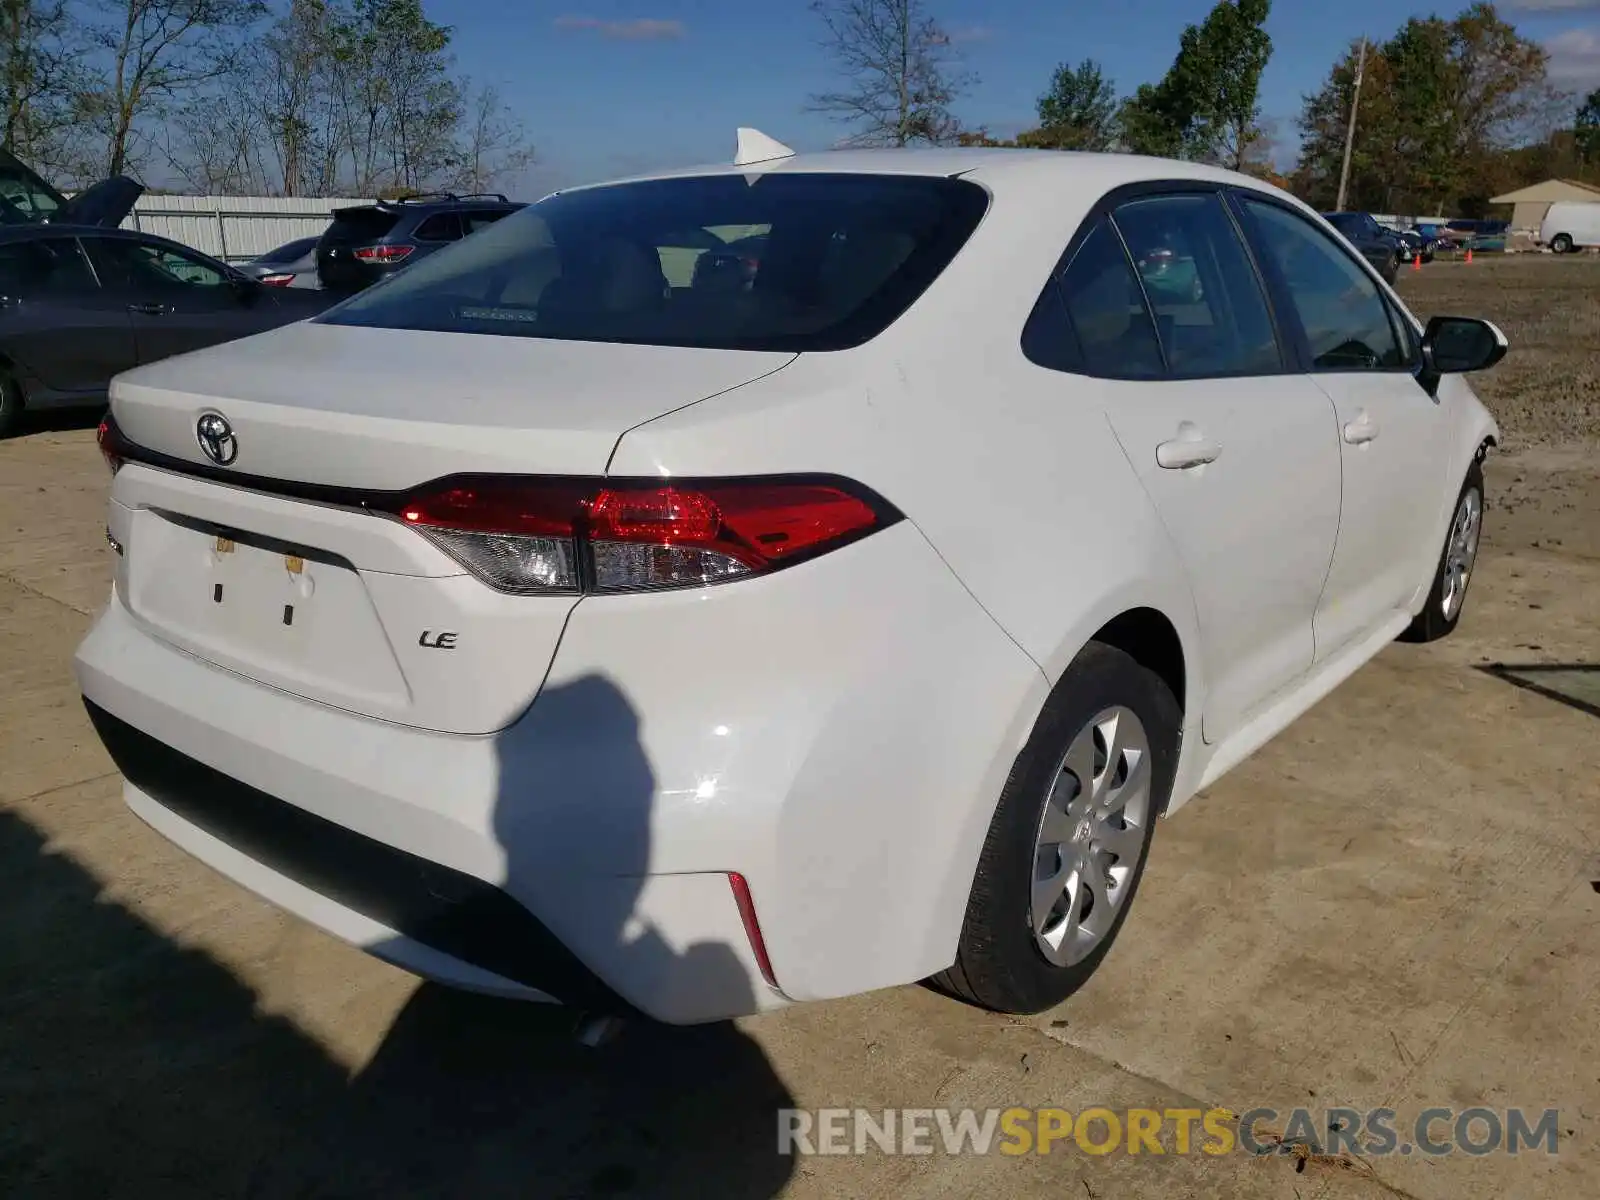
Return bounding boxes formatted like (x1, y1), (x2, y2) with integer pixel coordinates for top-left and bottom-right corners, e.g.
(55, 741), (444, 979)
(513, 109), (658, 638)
(1, 256), (1597, 1199)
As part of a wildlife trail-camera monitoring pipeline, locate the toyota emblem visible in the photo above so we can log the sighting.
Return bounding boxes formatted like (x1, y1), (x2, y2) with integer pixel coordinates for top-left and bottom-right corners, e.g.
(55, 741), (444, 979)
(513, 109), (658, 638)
(195, 412), (237, 466)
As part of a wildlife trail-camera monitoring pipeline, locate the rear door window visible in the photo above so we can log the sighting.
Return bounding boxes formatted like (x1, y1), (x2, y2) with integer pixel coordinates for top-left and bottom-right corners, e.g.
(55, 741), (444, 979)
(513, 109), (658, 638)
(1110, 192), (1282, 377)
(414, 213), (463, 242)
(316, 173), (989, 351)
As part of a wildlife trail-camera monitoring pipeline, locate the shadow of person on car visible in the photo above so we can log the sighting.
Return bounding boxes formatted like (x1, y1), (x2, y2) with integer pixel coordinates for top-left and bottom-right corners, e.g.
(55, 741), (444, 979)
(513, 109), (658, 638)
(307, 673), (798, 1198)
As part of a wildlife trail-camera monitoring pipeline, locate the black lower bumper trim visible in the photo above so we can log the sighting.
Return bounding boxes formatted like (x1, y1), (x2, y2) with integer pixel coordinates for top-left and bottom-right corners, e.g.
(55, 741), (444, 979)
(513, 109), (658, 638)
(84, 700), (633, 1014)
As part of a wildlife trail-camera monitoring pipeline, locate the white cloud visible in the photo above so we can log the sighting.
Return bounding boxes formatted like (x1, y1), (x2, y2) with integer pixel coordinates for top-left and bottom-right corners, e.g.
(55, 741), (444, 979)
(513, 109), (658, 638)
(1545, 27), (1600, 87)
(1505, 0), (1600, 12)
(552, 15), (686, 40)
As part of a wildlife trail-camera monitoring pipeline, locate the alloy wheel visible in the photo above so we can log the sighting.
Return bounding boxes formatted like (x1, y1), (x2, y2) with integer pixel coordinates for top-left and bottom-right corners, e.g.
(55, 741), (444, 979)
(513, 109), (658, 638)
(1441, 487), (1482, 622)
(1029, 706), (1152, 967)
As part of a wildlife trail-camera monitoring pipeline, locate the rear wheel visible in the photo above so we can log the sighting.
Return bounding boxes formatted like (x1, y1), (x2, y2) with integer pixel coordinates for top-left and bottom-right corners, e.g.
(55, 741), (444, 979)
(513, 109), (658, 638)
(1551, 233), (1573, 254)
(1401, 461), (1484, 643)
(933, 642), (1181, 1014)
(0, 372), (22, 439)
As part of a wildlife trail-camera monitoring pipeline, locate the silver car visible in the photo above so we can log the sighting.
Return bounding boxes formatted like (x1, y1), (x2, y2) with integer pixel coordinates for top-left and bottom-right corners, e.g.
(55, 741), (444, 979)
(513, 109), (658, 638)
(236, 236), (321, 289)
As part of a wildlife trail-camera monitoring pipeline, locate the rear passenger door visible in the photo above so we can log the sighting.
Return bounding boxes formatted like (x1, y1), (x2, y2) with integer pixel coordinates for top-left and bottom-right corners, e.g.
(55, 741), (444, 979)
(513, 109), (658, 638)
(1035, 187), (1343, 745)
(1234, 196), (1450, 658)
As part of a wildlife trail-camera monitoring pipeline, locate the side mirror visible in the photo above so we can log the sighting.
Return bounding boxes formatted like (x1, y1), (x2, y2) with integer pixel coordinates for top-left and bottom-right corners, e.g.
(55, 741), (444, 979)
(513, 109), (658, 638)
(1422, 315), (1507, 375)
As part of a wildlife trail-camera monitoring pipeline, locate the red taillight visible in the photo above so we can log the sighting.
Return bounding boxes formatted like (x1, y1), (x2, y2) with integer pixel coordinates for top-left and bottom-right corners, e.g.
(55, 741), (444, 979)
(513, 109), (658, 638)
(97, 416), (126, 476)
(353, 244), (413, 263)
(728, 872), (777, 988)
(259, 273), (295, 286)
(388, 476), (894, 595)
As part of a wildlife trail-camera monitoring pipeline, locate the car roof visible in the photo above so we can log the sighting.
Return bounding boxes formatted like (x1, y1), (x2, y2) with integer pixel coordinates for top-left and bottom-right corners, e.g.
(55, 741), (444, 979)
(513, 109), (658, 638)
(551, 147), (1298, 208)
(369, 195), (521, 212)
(0, 222), (163, 242)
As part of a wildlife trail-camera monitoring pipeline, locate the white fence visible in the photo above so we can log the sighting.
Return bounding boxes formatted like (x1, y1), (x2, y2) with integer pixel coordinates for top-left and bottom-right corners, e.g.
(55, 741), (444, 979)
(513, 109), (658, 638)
(119, 194), (373, 263)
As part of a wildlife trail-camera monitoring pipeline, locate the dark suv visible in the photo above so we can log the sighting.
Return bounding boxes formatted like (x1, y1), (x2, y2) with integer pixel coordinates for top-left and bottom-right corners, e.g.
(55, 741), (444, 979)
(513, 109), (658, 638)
(316, 193), (524, 292)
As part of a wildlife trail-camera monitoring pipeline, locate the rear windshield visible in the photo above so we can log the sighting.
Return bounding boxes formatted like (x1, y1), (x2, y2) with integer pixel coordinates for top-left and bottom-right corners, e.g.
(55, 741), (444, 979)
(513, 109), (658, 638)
(316, 173), (990, 351)
(322, 208), (401, 243)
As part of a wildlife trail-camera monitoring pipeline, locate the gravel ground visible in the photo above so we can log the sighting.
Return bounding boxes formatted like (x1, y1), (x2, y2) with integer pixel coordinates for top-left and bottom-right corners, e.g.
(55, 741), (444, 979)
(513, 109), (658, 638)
(1396, 254), (1600, 450)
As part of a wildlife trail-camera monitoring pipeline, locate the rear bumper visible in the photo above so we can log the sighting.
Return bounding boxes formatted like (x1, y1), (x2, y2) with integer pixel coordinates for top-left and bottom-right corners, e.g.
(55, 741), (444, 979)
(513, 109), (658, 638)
(75, 521), (1047, 1021)
(85, 699), (626, 1010)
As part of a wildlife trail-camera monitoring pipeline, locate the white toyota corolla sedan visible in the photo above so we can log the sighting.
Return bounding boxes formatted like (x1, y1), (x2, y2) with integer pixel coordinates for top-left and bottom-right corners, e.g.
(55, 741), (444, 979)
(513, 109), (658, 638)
(76, 135), (1504, 1024)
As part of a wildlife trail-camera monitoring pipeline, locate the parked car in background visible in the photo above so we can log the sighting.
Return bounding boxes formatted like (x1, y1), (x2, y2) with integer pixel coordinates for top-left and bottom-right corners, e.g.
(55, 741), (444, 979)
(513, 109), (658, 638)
(0, 224), (336, 436)
(236, 236), (321, 288)
(316, 193), (523, 292)
(1538, 202), (1600, 253)
(1445, 219), (1508, 252)
(1381, 223), (1433, 263)
(1415, 223), (1458, 253)
(79, 144), (1506, 1024)
(1320, 211), (1403, 282)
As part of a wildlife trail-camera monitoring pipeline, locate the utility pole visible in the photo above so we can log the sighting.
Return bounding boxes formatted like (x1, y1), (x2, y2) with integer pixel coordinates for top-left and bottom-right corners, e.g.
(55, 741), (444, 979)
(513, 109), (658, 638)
(1335, 36), (1367, 213)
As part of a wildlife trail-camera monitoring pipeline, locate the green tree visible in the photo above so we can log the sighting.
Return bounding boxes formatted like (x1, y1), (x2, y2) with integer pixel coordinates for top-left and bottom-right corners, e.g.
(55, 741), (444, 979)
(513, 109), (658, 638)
(1294, 4), (1556, 214)
(1115, 0), (1272, 165)
(1175, 0), (1272, 168)
(808, 0), (974, 146)
(1032, 58), (1118, 150)
(1118, 83), (1186, 156)
(1578, 87), (1600, 166)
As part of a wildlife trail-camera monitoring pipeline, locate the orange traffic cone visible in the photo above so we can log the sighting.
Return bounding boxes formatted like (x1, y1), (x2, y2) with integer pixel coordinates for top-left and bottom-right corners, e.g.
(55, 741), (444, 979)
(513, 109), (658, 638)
(1465, 247), (1473, 264)
(1412, 253), (1422, 272)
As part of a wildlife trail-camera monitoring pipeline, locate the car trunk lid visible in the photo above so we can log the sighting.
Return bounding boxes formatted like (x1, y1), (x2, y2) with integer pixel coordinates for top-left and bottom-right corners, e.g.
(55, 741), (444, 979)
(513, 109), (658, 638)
(110, 320), (796, 486)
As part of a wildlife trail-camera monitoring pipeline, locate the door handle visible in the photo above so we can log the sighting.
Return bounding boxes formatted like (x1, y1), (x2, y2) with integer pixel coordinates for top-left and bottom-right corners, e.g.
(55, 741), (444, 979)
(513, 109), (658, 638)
(1156, 436), (1223, 470)
(1342, 413), (1380, 444)
(127, 302), (170, 316)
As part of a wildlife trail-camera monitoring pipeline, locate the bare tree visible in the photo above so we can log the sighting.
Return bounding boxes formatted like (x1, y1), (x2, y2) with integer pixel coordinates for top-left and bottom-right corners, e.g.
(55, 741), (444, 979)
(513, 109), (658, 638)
(451, 82), (533, 192)
(808, 0), (973, 147)
(258, 0), (337, 195)
(166, 78), (268, 192)
(81, 0), (266, 178)
(1, 0), (93, 175)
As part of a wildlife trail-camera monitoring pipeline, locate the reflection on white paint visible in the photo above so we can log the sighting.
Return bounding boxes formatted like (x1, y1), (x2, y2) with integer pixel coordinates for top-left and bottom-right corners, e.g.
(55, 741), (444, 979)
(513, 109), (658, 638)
(695, 777), (718, 800)
(714, 724), (730, 737)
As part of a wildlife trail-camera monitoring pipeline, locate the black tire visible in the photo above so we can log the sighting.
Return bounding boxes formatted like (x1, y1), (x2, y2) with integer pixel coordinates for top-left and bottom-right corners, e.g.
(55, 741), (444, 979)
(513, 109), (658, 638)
(933, 641), (1181, 1014)
(1401, 460), (1484, 644)
(1551, 233), (1573, 254)
(0, 372), (21, 439)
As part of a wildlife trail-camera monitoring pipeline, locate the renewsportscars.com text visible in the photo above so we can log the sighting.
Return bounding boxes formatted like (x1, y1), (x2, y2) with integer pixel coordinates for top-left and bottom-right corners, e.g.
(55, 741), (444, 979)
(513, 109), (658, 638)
(777, 1106), (1561, 1158)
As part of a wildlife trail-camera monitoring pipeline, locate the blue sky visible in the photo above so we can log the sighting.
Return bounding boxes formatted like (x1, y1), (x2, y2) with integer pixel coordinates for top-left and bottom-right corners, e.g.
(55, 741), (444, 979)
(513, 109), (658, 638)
(430, 0), (1600, 195)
